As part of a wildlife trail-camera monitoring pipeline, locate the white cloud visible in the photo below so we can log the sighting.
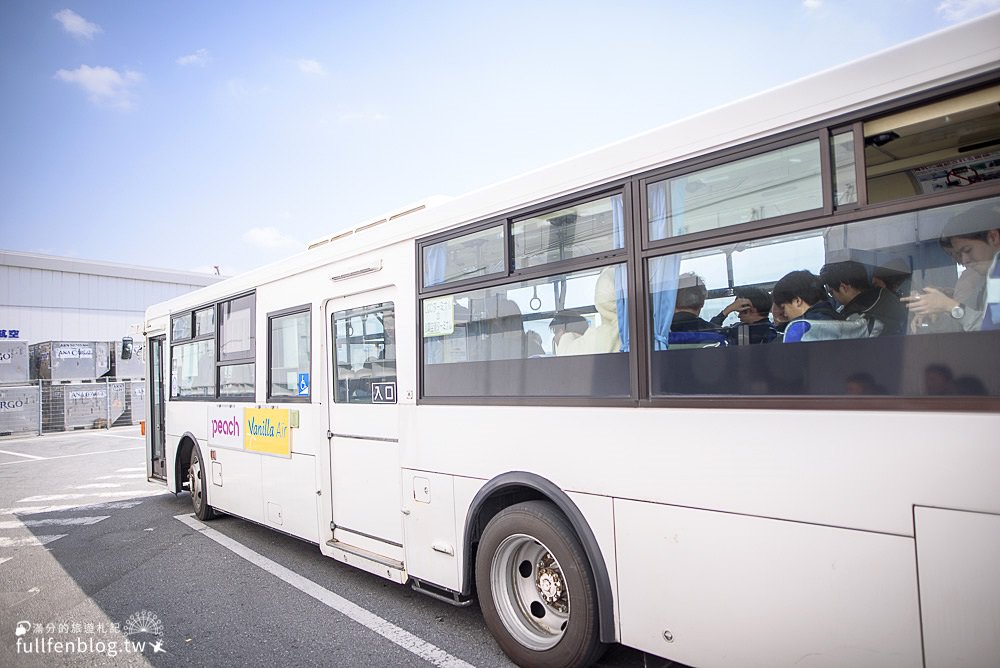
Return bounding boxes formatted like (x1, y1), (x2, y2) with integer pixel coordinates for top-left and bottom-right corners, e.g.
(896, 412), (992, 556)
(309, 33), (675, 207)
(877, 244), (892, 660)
(937, 0), (1000, 22)
(177, 48), (210, 67)
(53, 9), (102, 40)
(802, 0), (823, 9)
(242, 227), (300, 250)
(224, 78), (270, 99)
(297, 59), (327, 76)
(54, 65), (143, 110)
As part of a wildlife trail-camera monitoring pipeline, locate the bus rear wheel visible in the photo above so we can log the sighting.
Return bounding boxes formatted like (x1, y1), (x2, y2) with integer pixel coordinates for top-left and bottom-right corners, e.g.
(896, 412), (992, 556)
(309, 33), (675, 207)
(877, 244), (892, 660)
(188, 446), (215, 521)
(476, 501), (605, 668)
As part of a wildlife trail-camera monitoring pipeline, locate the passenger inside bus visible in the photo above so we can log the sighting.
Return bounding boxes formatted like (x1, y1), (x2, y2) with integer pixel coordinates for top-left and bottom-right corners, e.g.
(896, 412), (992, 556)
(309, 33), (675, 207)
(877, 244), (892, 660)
(772, 270), (841, 323)
(548, 312), (589, 355)
(772, 269), (879, 343)
(708, 287), (778, 344)
(557, 266), (622, 355)
(819, 260), (907, 336)
(902, 201), (1000, 331)
(669, 273), (717, 333)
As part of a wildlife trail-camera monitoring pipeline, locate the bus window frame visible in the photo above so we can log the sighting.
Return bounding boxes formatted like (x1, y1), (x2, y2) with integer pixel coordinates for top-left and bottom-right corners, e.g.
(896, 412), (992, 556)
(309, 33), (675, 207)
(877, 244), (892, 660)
(168, 291), (257, 402)
(266, 303), (312, 404)
(169, 298), (218, 401)
(638, 130), (835, 255)
(636, 193), (1000, 413)
(415, 183), (640, 407)
(418, 217), (510, 294)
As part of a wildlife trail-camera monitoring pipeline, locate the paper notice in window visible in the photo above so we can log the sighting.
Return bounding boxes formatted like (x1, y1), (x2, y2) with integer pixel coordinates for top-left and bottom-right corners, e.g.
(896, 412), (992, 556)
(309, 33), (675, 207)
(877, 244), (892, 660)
(423, 296), (455, 337)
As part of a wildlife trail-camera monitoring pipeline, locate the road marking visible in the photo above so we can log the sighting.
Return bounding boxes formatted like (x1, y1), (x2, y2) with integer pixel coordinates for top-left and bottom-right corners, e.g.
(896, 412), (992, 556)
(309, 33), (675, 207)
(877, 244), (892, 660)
(116, 467), (146, 472)
(0, 557), (11, 566)
(0, 535), (67, 547)
(0, 516), (110, 529)
(0, 430), (140, 445)
(0, 448), (46, 460)
(96, 474), (146, 480)
(0, 499), (148, 516)
(0, 447), (140, 467)
(71, 483), (123, 489)
(176, 514), (476, 668)
(18, 489), (166, 503)
(100, 434), (144, 441)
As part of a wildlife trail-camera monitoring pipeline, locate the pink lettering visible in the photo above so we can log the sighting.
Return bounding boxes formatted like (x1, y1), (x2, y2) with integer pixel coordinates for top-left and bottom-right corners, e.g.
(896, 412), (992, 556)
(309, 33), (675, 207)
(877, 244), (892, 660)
(211, 417), (240, 438)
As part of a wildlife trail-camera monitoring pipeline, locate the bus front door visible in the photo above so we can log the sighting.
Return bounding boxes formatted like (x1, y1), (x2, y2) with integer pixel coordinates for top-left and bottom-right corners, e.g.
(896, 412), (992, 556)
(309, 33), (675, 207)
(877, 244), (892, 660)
(147, 335), (167, 481)
(326, 291), (403, 567)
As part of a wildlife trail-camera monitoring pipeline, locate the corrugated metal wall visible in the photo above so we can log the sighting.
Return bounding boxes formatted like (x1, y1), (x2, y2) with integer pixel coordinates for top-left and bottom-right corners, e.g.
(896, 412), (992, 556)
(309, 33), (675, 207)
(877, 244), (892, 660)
(0, 251), (223, 344)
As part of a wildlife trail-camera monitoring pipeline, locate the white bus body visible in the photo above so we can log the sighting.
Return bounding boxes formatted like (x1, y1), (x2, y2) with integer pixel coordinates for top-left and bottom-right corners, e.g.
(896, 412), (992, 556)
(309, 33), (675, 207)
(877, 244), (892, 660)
(146, 13), (1000, 668)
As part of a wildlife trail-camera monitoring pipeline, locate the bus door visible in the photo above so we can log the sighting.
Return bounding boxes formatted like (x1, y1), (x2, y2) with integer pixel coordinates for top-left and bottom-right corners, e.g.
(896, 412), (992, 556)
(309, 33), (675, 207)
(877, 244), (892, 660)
(147, 335), (167, 481)
(326, 290), (403, 564)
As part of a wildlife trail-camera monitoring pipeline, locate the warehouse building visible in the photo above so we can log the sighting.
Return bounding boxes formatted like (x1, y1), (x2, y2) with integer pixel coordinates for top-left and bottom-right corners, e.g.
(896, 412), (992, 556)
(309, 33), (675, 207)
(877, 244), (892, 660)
(1, 250), (223, 436)
(0, 249), (222, 345)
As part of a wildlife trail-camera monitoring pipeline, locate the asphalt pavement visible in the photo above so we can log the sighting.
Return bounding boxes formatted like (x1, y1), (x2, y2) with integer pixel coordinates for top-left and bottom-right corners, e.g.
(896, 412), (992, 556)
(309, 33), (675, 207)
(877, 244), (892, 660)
(0, 428), (653, 668)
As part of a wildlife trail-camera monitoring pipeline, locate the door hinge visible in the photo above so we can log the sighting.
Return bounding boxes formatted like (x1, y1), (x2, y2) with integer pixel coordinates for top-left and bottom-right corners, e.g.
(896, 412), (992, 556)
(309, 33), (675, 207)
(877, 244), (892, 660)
(326, 430), (333, 439)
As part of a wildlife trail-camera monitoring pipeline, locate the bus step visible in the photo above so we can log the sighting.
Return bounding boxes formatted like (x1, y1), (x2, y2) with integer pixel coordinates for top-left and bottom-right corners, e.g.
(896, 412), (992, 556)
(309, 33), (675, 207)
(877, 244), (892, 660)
(410, 578), (472, 608)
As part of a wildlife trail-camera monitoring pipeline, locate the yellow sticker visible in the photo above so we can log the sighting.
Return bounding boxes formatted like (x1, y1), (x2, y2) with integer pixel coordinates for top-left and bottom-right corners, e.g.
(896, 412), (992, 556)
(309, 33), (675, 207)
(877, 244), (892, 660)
(243, 407), (292, 457)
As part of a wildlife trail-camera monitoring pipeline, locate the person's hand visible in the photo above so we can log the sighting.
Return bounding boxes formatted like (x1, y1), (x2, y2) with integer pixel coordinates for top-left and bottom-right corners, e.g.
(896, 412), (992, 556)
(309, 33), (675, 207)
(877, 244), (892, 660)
(901, 287), (958, 316)
(723, 297), (752, 316)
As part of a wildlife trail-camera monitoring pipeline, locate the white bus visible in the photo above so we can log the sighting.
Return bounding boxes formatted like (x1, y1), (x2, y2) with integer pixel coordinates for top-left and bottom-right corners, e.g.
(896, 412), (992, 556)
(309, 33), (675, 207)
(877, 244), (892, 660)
(144, 14), (1000, 668)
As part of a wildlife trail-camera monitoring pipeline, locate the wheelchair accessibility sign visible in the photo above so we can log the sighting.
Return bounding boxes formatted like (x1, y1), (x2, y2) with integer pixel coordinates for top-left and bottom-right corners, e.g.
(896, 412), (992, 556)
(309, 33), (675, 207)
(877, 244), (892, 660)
(297, 373), (310, 397)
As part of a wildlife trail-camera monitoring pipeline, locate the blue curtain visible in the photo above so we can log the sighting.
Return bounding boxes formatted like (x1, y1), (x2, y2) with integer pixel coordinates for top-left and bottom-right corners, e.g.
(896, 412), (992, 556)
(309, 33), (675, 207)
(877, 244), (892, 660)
(611, 195), (629, 352)
(424, 244), (447, 287)
(649, 183), (681, 350)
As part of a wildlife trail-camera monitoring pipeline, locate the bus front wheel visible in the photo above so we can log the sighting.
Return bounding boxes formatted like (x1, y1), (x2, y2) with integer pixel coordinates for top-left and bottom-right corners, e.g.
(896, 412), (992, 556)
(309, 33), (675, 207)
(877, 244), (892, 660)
(476, 500), (605, 668)
(188, 446), (215, 521)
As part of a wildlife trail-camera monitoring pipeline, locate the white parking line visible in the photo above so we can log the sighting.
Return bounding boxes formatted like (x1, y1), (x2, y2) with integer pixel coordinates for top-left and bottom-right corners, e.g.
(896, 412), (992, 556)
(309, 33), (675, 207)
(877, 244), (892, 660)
(0, 448), (46, 460)
(0, 557), (11, 566)
(0, 516), (110, 529)
(71, 483), (123, 489)
(18, 489), (166, 503)
(0, 535), (67, 547)
(116, 467), (146, 472)
(0, 500), (147, 516)
(175, 514), (476, 668)
(0, 448), (140, 466)
(95, 474), (145, 480)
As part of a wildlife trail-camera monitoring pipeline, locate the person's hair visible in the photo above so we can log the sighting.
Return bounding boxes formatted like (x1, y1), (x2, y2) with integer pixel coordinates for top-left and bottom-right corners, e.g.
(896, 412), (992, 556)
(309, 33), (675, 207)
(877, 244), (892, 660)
(940, 201), (1000, 247)
(549, 312), (588, 335)
(819, 261), (870, 292)
(872, 260), (911, 293)
(771, 270), (827, 307)
(675, 272), (707, 310)
(734, 286), (772, 316)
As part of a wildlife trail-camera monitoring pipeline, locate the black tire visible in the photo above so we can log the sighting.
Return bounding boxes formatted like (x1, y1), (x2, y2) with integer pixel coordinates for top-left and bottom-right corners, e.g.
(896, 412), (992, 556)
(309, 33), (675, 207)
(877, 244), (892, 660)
(476, 500), (606, 668)
(188, 445), (215, 521)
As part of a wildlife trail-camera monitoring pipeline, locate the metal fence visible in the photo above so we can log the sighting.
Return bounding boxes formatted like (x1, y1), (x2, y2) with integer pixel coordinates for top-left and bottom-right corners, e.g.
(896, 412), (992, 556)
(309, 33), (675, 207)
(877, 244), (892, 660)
(0, 378), (146, 438)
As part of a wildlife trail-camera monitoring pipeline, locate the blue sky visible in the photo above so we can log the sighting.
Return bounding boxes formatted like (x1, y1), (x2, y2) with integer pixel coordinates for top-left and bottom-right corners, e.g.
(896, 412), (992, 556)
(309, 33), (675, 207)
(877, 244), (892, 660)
(1, 1), (998, 276)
